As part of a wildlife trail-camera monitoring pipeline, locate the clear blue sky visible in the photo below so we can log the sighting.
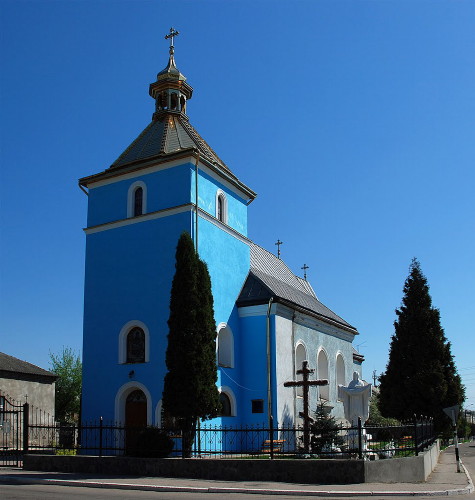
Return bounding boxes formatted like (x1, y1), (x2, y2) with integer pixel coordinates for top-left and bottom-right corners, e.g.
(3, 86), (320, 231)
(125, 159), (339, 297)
(1, 0), (474, 408)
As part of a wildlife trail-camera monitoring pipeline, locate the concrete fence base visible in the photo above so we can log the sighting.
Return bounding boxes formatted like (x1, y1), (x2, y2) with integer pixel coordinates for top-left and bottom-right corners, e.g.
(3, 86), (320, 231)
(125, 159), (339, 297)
(365, 440), (440, 483)
(23, 440), (440, 485)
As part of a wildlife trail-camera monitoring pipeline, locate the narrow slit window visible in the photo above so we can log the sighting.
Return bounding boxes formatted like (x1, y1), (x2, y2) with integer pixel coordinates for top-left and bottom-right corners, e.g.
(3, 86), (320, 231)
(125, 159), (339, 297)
(217, 195), (223, 222)
(134, 187), (143, 217)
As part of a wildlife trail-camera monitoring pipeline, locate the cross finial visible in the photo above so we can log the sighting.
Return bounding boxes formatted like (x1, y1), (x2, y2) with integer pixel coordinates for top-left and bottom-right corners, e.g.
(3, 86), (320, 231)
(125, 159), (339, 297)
(165, 27), (180, 55)
(275, 239), (283, 259)
(301, 263), (309, 281)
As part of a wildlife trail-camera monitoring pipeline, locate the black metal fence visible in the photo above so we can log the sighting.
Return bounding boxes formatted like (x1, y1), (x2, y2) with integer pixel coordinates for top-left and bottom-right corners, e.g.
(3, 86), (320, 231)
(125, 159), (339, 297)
(24, 416), (435, 460)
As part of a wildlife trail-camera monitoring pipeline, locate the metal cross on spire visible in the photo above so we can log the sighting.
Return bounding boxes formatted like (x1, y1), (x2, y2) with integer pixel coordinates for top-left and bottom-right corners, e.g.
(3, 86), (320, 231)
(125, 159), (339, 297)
(275, 239), (283, 259)
(301, 263), (309, 281)
(284, 360), (328, 454)
(165, 27), (180, 54)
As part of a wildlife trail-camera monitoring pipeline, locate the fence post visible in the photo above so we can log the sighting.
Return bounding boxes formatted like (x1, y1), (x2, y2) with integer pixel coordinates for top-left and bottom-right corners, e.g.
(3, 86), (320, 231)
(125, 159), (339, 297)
(413, 415), (419, 456)
(77, 420), (81, 451)
(357, 417), (363, 460)
(23, 402), (29, 454)
(270, 415), (274, 460)
(197, 418), (201, 457)
(99, 416), (103, 457)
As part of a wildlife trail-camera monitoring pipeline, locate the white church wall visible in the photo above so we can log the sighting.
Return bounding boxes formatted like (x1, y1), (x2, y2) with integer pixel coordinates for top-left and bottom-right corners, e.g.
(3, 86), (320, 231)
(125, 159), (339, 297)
(273, 304), (357, 425)
(274, 310), (295, 427)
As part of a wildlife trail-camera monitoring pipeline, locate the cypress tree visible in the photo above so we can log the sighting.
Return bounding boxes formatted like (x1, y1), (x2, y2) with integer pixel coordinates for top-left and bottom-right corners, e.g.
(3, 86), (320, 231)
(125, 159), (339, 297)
(379, 258), (464, 433)
(194, 259), (221, 418)
(162, 232), (220, 456)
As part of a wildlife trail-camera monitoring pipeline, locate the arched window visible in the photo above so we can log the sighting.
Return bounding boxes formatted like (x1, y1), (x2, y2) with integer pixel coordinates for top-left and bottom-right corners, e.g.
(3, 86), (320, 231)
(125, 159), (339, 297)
(118, 320), (150, 364)
(215, 190), (227, 224)
(317, 349), (330, 401)
(217, 324), (234, 368)
(217, 196), (223, 221)
(127, 181), (147, 218)
(218, 387), (236, 417)
(127, 327), (145, 363)
(295, 343), (307, 397)
(134, 187), (143, 217)
(180, 95), (186, 112)
(219, 392), (232, 416)
(170, 93), (177, 110)
(336, 354), (345, 399)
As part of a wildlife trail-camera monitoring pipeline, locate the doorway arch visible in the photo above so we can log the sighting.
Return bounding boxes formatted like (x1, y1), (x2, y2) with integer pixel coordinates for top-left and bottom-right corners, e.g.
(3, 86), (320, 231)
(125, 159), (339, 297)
(115, 381), (152, 425)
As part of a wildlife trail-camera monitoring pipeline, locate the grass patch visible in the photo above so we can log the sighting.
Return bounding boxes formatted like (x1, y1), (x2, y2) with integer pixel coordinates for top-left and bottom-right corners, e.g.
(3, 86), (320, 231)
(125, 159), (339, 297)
(55, 448), (77, 456)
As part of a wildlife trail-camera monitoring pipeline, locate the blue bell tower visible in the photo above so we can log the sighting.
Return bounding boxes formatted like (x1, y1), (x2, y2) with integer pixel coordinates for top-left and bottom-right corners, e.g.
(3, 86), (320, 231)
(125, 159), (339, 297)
(80, 28), (256, 427)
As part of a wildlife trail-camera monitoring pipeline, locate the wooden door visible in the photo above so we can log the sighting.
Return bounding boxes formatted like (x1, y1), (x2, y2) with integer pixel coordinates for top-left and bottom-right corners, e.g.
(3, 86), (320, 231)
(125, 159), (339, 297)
(125, 389), (147, 455)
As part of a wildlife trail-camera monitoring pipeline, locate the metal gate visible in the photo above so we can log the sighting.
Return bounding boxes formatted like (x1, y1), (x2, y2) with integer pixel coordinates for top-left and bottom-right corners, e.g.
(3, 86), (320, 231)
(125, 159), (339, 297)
(0, 395), (27, 467)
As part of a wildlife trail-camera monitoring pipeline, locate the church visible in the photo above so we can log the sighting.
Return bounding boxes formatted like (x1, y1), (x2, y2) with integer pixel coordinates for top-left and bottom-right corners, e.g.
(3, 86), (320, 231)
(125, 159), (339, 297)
(80, 30), (364, 432)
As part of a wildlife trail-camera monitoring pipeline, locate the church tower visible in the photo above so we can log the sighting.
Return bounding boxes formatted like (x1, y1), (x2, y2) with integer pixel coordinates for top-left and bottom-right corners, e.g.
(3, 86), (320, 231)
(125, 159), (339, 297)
(79, 29), (256, 426)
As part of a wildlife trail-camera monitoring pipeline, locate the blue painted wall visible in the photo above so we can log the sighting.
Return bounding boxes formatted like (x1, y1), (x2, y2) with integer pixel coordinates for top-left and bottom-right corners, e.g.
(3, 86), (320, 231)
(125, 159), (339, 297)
(192, 168), (248, 236)
(236, 314), (270, 426)
(87, 164), (192, 227)
(82, 158), (252, 426)
(82, 211), (193, 422)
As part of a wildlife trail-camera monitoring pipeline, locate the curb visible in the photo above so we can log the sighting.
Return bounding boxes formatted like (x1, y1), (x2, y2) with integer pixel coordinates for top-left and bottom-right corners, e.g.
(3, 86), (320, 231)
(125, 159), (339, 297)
(0, 475), (473, 497)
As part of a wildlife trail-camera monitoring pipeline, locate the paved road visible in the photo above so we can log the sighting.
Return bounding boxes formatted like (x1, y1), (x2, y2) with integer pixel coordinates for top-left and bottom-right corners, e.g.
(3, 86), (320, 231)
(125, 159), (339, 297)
(461, 442), (475, 478)
(1, 442), (474, 499)
(0, 483), (472, 500)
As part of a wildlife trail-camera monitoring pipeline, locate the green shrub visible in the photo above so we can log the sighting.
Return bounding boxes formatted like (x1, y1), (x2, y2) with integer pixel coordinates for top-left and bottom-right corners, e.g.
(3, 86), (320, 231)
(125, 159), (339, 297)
(128, 427), (174, 458)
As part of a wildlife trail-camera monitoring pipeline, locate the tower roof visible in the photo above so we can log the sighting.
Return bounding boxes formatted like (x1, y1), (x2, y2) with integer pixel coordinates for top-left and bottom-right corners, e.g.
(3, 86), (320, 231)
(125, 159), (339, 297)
(79, 28), (255, 201)
(111, 113), (230, 172)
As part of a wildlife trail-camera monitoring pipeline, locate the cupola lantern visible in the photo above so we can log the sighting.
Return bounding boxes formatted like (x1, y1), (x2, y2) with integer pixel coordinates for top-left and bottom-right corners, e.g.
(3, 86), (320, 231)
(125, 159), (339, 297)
(149, 27), (193, 120)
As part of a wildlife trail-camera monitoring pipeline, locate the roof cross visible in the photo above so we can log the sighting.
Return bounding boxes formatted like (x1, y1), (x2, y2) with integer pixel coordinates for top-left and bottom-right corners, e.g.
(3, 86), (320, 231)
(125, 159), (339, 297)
(301, 263), (309, 281)
(275, 239), (283, 259)
(165, 27), (180, 54)
(284, 360), (328, 454)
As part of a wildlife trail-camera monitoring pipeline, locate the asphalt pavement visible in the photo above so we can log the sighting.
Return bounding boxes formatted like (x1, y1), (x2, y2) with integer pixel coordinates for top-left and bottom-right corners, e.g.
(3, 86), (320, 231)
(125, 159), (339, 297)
(0, 442), (473, 497)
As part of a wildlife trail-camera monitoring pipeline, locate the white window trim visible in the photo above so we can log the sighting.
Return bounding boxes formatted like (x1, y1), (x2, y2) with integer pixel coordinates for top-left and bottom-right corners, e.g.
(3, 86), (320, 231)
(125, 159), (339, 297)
(218, 386), (237, 417)
(295, 341), (307, 398)
(317, 347), (330, 401)
(335, 352), (346, 401)
(217, 322), (234, 368)
(127, 181), (147, 218)
(215, 189), (228, 224)
(118, 320), (150, 364)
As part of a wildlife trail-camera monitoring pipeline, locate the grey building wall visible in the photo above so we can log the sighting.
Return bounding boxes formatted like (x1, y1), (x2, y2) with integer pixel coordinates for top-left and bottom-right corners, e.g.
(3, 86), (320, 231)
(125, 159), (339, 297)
(0, 376), (56, 417)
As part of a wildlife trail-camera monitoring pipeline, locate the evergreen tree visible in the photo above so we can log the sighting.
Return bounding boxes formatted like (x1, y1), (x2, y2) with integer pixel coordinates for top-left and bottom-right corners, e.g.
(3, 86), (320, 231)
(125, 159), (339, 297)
(162, 232), (220, 456)
(379, 259), (464, 433)
(308, 402), (344, 455)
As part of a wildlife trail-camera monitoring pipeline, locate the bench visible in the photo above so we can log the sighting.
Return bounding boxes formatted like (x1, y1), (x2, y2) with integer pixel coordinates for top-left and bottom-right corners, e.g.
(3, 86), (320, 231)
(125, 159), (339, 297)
(261, 439), (286, 454)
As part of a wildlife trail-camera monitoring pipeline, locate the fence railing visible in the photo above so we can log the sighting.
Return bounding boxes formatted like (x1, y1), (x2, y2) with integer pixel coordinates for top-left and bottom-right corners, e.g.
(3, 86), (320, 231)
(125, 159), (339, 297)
(25, 416), (435, 460)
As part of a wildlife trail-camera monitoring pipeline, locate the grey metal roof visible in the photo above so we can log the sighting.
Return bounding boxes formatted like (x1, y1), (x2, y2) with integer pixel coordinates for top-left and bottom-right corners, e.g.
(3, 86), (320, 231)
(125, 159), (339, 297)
(0, 352), (57, 378)
(111, 113), (231, 173)
(237, 244), (358, 333)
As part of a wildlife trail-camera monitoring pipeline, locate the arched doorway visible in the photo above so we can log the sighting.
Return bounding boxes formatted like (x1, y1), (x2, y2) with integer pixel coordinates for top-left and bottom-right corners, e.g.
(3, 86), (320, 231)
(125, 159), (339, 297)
(125, 389), (147, 455)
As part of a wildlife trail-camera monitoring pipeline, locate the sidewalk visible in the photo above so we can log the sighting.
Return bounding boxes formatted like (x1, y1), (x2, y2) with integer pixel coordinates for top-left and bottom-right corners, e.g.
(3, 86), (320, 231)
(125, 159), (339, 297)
(0, 446), (473, 497)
